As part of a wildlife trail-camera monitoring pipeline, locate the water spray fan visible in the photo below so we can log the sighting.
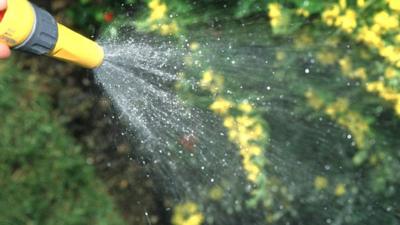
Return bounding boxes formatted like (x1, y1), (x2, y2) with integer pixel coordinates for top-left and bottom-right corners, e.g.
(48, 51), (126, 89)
(0, 0), (104, 68)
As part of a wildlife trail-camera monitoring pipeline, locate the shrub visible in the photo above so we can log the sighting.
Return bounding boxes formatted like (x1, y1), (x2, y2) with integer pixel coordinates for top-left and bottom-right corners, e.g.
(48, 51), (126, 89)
(0, 62), (125, 225)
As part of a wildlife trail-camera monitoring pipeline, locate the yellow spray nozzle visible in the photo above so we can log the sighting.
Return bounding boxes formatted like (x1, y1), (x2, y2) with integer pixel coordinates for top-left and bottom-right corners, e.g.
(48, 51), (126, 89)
(0, 0), (104, 69)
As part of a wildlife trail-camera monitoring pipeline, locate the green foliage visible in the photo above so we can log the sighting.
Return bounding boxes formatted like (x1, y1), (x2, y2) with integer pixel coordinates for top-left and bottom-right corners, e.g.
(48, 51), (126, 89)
(0, 62), (125, 225)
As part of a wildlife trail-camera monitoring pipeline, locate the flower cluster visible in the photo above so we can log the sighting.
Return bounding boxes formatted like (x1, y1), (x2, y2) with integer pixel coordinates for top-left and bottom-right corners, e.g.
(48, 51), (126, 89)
(338, 56), (368, 81)
(148, 0), (167, 21)
(201, 70), (267, 183)
(172, 202), (204, 225)
(146, 0), (179, 35)
(334, 52), (400, 116)
(268, 3), (284, 28)
(322, 3), (357, 33)
(199, 69), (224, 95)
(222, 109), (266, 182)
(367, 81), (400, 115)
(305, 90), (371, 150)
(332, 46), (400, 116)
(387, 0), (400, 11)
(346, 1), (400, 68)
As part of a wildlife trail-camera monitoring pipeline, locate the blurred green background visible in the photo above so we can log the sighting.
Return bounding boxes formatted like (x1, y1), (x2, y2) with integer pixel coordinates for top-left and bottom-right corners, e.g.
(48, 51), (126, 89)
(1, 0), (400, 225)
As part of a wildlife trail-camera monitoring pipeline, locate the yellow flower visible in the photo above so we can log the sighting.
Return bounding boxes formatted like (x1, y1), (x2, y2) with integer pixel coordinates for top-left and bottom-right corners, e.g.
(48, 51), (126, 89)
(148, 0), (167, 21)
(366, 81), (385, 93)
(307, 91), (371, 150)
(337, 111), (370, 149)
(335, 183), (346, 196)
(339, 56), (352, 74)
(387, 0), (400, 11)
(200, 70), (213, 88)
(243, 159), (261, 182)
(373, 11), (399, 32)
(381, 91), (398, 101)
(357, 26), (384, 48)
(228, 129), (238, 141)
(322, 4), (341, 26)
(351, 67), (367, 80)
(249, 124), (264, 140)
(172, 202), (204, 225)
(296, 8), (310, 17)
(209, 97), (232, 115)
(268, 3), (283, 28)
(335, 9), (357, 33)
(190, 42), (200, 51)
(247, 168), (260, 182)
(325, 98), (349, 117)
(314, 176), (328, 190)
(200, 69), (224, 94)
(379, 45), (400, 65)
(385, 67), (397, 79)
(268, 3), (281, 18)
(366, 81), (400, 117)
(339, 0), (347, 9)
(238, 102), (253, 113)
(305, 89), (324, 110)
(238, 132), (253, 147)
(185, 215), (204, 225)
(222, 116), (266, 183)
(236, 115), (256, 128)
(223, 116), (235, 129)
(160, 21), (179, 35)
(357, 0), (365, 8)
(243, 145), (262, 156)
(210, 76), (224, 94)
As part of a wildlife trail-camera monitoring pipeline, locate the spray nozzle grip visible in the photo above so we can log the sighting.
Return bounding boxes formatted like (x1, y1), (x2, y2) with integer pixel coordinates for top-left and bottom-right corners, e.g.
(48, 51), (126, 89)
(15, 3), (58, 55)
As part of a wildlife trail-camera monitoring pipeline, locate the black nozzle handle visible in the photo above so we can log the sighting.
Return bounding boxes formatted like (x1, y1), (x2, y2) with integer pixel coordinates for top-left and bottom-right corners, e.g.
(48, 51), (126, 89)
(15, 3), (58, 55)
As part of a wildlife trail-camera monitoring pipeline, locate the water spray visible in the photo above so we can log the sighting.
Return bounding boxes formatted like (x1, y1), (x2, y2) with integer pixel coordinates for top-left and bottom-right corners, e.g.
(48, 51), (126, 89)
(0, 0), (104, 68)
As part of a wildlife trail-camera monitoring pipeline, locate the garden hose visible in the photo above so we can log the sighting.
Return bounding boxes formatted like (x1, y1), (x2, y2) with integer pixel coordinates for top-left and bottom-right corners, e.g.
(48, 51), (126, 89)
(0, 0), (104, 69)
